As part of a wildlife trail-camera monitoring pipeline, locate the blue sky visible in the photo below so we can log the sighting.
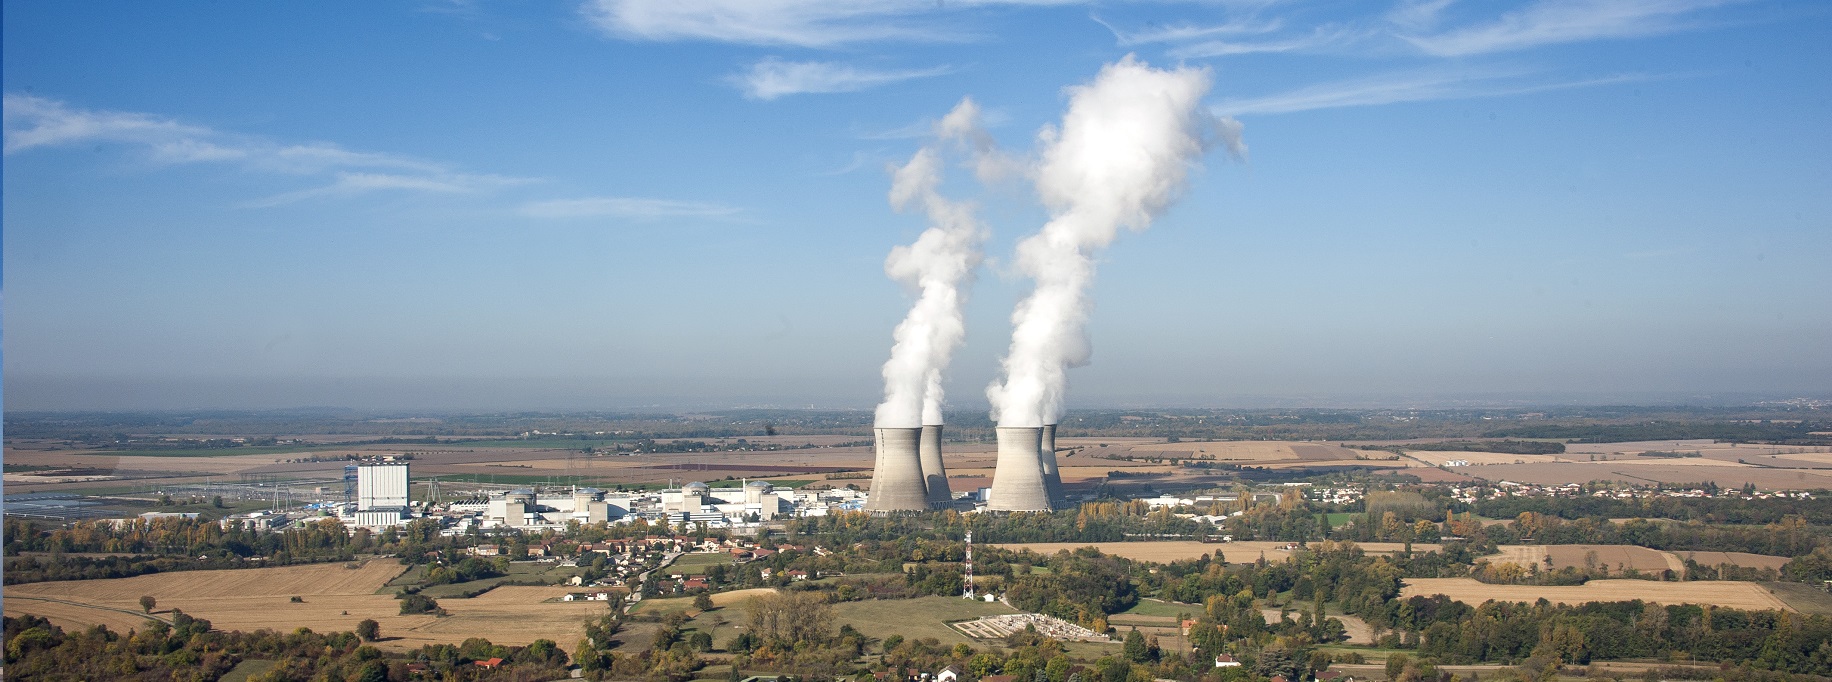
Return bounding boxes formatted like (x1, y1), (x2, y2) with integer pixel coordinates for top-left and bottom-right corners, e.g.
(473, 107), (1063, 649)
(4, 0), (1829, 411)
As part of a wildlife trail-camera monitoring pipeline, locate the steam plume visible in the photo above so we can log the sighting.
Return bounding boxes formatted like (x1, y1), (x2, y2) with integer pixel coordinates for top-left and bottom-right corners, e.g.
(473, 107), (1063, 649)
(874, 98), (993, 428)
(987, 55), (1231, 426)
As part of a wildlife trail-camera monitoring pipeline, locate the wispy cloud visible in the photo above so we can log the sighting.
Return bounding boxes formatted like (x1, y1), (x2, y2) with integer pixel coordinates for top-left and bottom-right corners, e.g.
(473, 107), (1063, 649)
(1092, 14), (1283, 46)
(243, 172), (533, 208)
(582, 0), (959, 48)
(4, 93), (533, 204)
(1170, 26), (1359, 59)
(1211, 67), (1670, 116)
(519, 196), (742, 219)
(730, 58), (951, 100)
(1402, 0), (1739, 56)
(1386, 0), (1460, 31)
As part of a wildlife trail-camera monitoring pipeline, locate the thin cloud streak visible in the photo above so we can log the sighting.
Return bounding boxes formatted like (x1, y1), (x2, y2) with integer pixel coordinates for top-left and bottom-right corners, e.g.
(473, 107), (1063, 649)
(243, 172), (534, 208)
(519, 196), (742, 219)
(1403, 0), (1741, 56)
(583, 0), (958, 48)
(1091, 14), (1283, 46)
(5, 93), (532, 205)
(1169, 27), (1359, 58)
(731, 58), (952, 100)
(1212, 68), (1671, 116)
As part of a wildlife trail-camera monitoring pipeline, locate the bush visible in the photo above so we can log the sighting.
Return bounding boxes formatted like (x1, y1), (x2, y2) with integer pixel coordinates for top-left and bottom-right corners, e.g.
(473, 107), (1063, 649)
(399, 594), (443, 615)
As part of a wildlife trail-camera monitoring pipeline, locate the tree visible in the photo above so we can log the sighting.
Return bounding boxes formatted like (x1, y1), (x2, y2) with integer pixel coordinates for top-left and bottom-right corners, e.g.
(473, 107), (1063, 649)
(399, 594), (442, 615)
(357, 618), (380, 642)
(694, 592), (716, 611)
(1123, 629), (1150, 663)
(139, 596), (156, 614)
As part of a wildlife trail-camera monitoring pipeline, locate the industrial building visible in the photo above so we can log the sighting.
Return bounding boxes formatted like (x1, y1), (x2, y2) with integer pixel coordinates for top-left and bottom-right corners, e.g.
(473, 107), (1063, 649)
(351, 462), (412, 528)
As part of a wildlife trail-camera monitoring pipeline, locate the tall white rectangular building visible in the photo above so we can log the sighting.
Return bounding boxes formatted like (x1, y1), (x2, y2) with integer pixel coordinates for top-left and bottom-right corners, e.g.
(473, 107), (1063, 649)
(357, 463), (409, 511)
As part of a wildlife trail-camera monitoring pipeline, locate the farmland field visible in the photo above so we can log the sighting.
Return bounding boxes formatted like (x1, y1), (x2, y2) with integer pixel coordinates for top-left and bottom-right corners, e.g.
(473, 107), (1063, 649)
(1764, 582), (1832, 615)
(5, 560), (608, 650)
(1484, 545), (1788, 576)
(994, 541), (1441, 564)
(1401, 578), (1792, 611)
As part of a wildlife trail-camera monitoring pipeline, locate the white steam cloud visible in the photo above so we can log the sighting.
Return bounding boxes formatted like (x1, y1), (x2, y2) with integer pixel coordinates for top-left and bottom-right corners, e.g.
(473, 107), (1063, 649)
(987, 55), (1231, 427)
(874, 98), (994, 428)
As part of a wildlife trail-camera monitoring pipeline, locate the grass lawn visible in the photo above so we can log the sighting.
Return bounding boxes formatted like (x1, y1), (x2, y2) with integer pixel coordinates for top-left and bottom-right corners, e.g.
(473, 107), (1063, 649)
(1326, 513), (1359, 526)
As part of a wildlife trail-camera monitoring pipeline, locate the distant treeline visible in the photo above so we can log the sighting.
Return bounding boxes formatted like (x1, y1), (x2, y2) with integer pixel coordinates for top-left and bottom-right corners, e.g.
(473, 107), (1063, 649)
(1470, 491), (1832, 526)
(1484, 420), (1830, 444)
(1358, 440), (1566, 455)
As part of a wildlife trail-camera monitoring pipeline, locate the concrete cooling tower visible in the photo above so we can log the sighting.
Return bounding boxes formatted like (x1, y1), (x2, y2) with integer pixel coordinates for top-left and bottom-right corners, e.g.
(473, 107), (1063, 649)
(919, 424), (952, 507)
(1040, 423), (1063, 505)
(865, 426), (930, 512)
(987, 426), (1053, 511)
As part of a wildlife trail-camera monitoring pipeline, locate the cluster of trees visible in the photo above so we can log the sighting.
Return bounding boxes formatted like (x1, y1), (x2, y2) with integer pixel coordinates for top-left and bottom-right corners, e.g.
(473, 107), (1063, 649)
(1395, 596), (1832, 674)
(1003, 548), (1140, 626)
(1, 613), (568, 681)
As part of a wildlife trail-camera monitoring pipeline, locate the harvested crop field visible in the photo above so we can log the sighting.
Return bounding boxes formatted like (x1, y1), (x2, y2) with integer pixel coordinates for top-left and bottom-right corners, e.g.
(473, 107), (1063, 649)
(5, 560), (604, 650)
(1675, 551), (1790, 571)
(1401, 578), (1792, 611)
(1453, 461), (1832, 491)
(1485, 545), (1681, 573)
(1407, 451), (1566, 466)
(993, 541), (1441, 564)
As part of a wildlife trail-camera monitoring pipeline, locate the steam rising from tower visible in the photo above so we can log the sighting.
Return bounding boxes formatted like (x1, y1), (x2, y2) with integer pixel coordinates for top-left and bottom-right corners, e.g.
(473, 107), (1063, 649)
(869, 99), (995, 511)
(874, 98), (992, 429)
(987, 56), (1229, 429)
(985, 56), (1236, 512)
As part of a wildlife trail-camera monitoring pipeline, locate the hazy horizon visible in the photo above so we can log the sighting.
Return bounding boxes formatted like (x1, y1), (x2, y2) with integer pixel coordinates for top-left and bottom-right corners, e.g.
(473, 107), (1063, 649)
(6, 2), (1829, 414)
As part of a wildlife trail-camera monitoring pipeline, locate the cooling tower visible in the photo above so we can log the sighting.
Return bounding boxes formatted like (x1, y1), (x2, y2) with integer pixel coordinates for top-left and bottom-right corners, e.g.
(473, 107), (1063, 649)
(919, 424), (952, 507)
(1040, 423), (1064, 504)
(988, 426), (1053, 512)
(865, 426), (930, 512)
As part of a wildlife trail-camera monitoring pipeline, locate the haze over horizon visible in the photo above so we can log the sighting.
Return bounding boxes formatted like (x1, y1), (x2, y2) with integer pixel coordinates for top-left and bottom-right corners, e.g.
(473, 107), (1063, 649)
(5, 1), (1830, 413)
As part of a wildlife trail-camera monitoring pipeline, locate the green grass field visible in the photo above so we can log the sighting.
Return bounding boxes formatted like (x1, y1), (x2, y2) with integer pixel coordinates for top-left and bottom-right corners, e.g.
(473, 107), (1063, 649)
(1326, 513), (1358, 526)
(667, 552), (737, 575)
(1765, 582), (1832, 615)
(831, 596), (1018, 645)
(387, 561), (582, 599)
(1118, 598), (1198, 618)
(220, 659), (277, 682)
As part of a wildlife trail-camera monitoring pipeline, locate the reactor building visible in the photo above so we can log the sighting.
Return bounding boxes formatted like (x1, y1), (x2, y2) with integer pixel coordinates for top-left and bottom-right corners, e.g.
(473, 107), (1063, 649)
(353, 462), (411, 528)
